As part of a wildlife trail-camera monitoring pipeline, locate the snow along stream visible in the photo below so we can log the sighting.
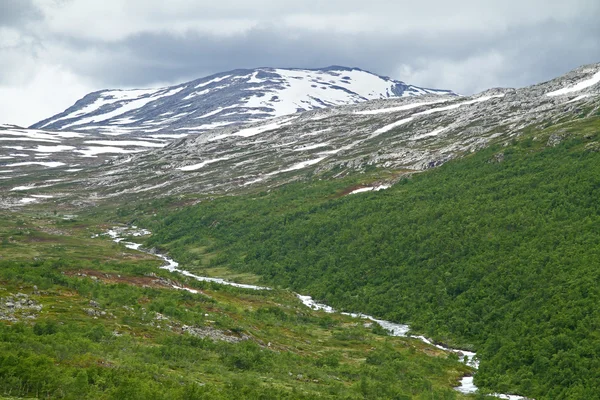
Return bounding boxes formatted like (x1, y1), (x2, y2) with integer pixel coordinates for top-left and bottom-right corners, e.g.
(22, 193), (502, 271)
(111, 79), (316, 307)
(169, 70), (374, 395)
(104, 227), (527, 399)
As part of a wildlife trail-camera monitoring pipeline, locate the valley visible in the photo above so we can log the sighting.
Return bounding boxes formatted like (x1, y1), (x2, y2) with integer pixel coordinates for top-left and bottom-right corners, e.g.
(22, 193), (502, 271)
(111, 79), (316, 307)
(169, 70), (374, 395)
(1, 62), (599, 399)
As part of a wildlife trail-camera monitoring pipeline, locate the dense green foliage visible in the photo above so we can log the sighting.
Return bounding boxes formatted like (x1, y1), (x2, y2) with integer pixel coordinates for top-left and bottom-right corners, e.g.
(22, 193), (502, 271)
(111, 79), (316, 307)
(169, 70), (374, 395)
(146, 118), (600, 398)
(0, 215), (470, 399)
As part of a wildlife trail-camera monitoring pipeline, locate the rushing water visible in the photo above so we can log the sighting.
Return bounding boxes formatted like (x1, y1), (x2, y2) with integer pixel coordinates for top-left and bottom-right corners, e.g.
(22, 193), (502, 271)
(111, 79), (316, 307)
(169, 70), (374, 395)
(104, 227), (527, 399)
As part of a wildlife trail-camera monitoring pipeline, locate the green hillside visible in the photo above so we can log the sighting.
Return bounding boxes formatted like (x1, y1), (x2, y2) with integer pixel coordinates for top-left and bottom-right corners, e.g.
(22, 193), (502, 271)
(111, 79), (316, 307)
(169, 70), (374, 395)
(0, 211), (472, 399)
(144, 116), (600, 399)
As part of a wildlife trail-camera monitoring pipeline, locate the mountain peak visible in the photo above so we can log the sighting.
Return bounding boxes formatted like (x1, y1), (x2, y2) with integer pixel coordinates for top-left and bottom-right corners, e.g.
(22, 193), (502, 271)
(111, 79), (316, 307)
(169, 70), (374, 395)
(30, 66), (456, 135)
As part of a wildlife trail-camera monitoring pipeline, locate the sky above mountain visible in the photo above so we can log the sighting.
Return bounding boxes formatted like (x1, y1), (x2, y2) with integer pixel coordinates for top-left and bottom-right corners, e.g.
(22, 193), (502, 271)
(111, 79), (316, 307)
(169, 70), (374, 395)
(1, 0), (599, 126)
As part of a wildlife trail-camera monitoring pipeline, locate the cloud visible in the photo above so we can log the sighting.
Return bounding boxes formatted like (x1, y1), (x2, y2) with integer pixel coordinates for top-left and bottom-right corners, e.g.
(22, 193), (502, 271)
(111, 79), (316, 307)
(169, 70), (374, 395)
(0, 0), (41, 27)
(1, 0), (599, 126)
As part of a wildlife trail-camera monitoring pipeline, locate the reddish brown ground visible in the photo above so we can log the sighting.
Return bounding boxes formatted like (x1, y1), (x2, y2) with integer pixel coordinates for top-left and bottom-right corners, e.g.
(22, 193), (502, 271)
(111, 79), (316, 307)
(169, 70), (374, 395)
(64, 269), (203, 294)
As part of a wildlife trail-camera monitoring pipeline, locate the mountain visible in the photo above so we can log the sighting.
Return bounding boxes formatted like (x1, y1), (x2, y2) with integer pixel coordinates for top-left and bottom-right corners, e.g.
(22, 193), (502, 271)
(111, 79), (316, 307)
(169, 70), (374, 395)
(2, 63), (599, 207)
(30, 66), (455, 135)
(2, 63), (600, 399)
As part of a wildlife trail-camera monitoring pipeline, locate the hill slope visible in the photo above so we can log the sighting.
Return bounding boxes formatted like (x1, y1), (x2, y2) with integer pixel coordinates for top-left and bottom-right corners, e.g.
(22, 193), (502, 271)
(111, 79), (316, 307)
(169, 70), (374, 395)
(0, 210), (472, 399)
(142, 115), (600, 399)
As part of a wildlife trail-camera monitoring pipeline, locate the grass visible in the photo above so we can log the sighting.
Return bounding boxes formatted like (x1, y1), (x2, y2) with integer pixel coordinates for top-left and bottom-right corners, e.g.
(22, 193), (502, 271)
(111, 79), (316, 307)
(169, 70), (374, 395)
(0, 210), (475, 399)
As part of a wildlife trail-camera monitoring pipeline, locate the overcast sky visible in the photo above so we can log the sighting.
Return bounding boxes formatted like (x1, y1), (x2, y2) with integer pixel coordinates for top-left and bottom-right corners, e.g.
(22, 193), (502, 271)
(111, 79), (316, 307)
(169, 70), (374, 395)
(1, 0), (599, 126)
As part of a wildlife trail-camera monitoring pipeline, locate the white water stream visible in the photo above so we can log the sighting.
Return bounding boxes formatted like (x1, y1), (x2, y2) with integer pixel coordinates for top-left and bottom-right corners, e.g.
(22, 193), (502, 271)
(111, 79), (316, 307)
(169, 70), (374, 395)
(104, 227), (527, 399)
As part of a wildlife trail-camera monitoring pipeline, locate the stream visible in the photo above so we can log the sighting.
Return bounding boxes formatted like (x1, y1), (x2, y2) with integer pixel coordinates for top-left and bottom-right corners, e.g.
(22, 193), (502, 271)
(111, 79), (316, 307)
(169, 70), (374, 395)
(105, 227), (527, 399)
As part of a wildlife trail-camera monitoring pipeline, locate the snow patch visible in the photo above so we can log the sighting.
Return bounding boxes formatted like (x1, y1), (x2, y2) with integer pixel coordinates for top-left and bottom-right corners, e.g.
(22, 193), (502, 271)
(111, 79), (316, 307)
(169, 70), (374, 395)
(411, 127), (448, 140)
(11, 185), (36, 191)
(84, 140), (166, 148)
(414, 95), (505, 117)
(354, 99), (451, 115)
(178, 157), (230, 171)
(567, 94), (591, 103)
(19, 198), (38, 204)
(195, 75), (231, 89)
(372, 117), (414, 136)
(547, 70), (600, 96)
(7, 161), (65, 168)
(75, 147), (145, 157)
(278, 157), (326, 173)
(348, 185), (390, 195)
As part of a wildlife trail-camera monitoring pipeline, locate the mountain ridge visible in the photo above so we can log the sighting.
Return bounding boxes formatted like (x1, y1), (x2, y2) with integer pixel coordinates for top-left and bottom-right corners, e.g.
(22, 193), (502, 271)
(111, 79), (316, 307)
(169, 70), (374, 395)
(30, 66), (455, 135)
(1, 62), (599, 208)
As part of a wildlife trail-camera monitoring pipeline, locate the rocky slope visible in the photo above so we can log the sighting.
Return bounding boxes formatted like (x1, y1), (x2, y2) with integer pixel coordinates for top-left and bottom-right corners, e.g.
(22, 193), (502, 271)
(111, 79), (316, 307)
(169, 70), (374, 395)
(0, 123), (177, 188)
(1, 63), (599, 207)
(31, 66), (454, 136)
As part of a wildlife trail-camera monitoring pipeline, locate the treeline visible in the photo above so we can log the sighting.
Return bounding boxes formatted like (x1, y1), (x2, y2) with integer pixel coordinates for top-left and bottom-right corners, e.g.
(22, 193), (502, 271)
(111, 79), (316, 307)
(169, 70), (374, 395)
(147, 118), (600, 398)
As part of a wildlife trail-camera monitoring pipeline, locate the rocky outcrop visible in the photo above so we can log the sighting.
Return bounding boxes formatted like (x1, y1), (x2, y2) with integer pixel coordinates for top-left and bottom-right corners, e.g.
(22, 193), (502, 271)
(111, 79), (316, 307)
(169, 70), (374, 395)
(0, 293), (42, 322)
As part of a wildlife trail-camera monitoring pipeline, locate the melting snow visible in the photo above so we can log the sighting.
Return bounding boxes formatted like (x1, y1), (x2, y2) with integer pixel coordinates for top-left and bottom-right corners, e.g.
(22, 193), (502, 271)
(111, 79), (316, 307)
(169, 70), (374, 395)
(300, 128), (332, 137)
(411, 127), (448, 140)
(0, 128), (83, 140)
(247, 72), (264, 84)
(0, 137), (59, 143)
(278, 157), (327, 173)
(19, 198), (38, 204)
(178, 157), (230, 171)
(414, 95), (505, 117)
(149, 134), (189, 139)
(62, 89), (184, 128)
(195, 75), (231, 89)
(233, 117), (297, 138)
(11, 185), (36, 191)
(195, 106), (237, 119)
(75, 147), (145, 157)
(372, 117), (414, 136)
(567, 94), (591, 103)
(84, 140), (166, 148)
(348, 185), (390, 195)
(354, 99), (451, 115)
(31, 145), (76, 153)
(8, 161), (65, 168)
(183, 89), (211, 100)
(547, 70), (600, 97)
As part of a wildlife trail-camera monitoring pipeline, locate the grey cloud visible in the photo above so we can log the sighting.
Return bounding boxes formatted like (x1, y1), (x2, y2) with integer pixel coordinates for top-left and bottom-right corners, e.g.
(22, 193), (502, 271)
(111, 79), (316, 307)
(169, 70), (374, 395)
(0, 0), (41, 27)
(2, 0), (600, 125)
(54, 13), (600, 95)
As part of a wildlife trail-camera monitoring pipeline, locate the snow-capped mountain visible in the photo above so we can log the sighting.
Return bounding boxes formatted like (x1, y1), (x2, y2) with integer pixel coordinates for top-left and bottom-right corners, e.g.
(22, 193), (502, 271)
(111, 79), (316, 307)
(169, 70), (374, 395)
(3, 63), (599, 208)
(31, 66), (455, 135)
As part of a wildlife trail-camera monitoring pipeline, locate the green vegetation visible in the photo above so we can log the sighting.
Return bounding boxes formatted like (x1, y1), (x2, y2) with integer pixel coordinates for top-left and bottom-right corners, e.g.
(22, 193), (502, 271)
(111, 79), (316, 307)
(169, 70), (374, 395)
(0, 213), (471, 399)
(144, 117), (600, 399)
